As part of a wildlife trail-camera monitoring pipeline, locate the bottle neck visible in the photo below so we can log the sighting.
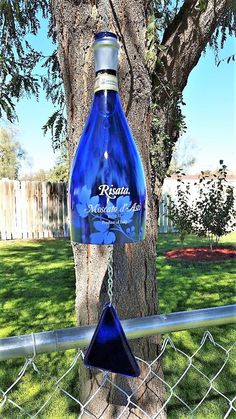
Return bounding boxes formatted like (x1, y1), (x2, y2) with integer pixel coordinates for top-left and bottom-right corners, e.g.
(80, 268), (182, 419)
(94, 70), (118, 94)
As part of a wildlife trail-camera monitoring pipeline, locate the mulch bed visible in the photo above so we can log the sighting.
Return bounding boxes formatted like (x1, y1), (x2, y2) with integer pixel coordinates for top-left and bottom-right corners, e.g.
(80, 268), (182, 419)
(165, 246), (236, 262)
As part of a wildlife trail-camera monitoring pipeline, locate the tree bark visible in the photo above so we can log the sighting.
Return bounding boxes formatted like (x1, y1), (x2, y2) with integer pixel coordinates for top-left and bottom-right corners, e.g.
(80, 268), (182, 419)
(161, 0), (230, 91)
(51, 0), (230, 417)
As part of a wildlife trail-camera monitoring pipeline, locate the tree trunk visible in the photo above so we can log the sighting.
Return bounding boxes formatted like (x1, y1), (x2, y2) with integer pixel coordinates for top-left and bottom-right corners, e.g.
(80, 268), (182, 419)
(51, 1), (164, 416)
(51, 0), (229, 416)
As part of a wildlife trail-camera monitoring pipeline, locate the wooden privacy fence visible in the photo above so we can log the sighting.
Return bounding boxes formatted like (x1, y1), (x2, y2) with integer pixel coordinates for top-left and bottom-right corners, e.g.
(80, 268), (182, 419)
(0, 179), (69, 240)
(0, 179), (174, 240)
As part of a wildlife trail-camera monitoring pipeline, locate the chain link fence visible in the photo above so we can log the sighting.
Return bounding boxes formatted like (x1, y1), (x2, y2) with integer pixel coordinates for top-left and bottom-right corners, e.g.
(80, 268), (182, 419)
(0, 329), (235, 419)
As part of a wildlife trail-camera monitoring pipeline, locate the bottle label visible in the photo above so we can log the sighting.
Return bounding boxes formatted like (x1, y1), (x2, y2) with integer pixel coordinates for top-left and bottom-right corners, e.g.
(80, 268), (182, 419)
(70, 184), (146, 244)
(94, 74), (118, 92)
(98, 184), (130, 199)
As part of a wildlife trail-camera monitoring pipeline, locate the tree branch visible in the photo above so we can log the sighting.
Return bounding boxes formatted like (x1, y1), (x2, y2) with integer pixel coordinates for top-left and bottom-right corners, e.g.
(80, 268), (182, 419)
(159, 0), (230, 91)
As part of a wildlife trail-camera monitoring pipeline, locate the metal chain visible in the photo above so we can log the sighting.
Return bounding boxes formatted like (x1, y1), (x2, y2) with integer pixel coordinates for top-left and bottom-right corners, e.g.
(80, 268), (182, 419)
(107, 247), (113, 304)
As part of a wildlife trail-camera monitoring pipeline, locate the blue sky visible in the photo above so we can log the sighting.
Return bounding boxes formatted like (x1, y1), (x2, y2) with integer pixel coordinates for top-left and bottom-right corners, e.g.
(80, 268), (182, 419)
(4, 22), (236, 175)
(181, 36), (235, 174)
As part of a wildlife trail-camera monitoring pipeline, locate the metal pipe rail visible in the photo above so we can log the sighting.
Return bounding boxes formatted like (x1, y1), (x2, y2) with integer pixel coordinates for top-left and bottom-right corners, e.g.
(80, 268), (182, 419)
(0, 304), (235, 361)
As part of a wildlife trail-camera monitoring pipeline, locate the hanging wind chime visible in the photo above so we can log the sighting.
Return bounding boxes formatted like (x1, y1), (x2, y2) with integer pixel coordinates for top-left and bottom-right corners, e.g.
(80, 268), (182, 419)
(68, 31), (146, 377)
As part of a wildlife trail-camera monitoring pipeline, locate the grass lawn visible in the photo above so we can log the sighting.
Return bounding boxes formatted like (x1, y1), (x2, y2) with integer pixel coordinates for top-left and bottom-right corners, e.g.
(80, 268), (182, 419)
(0, 233), (235, 418)
(157, 232), (236, 418)
(0, 239), (76, 337)
(0, 239), (78, 418)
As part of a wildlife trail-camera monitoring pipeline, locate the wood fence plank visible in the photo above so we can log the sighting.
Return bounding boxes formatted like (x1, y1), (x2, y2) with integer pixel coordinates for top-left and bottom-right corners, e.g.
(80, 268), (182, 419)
(63, 182), (69, 237)
(21, 181), (27, 239)
(5, 179), (10, 239)
(52, 182), (58, 237)
(14, 180), (21, 239)
(37, 182), (43, 239)
(0, 179), (6, 240)
(42, 182), (49, 238)
(47, 182), (53, 238)
(58, 183), (64, 237)
(7, 180), (14, 239)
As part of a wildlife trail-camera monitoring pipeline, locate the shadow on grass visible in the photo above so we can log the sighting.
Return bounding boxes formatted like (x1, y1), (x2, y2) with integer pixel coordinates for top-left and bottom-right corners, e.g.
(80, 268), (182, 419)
(0, 239), (81, 418)
(0, 239), (76, 336)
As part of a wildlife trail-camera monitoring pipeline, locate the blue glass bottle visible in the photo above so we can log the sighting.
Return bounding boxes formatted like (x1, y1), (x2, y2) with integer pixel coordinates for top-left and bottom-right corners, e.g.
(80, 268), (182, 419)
(84, 303), (140, 377)
(69, 32), (146, 244)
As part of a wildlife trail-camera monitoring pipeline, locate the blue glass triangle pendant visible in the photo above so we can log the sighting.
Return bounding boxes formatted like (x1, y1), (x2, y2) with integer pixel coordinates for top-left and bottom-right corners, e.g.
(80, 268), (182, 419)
(84, 303), (140, 377)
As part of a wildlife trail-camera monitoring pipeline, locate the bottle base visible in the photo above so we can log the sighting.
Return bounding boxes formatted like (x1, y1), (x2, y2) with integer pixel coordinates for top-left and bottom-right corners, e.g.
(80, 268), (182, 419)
(70, 234), (146, 245)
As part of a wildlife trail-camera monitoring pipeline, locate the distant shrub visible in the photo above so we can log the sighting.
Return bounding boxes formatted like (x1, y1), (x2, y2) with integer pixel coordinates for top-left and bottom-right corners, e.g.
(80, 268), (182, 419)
(167, 172), (193, 243)
(167, 163), (236, 248)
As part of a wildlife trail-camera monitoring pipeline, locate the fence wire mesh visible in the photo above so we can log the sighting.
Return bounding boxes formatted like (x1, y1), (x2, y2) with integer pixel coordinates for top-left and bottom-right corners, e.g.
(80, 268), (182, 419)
(0, 331), (235, 419)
